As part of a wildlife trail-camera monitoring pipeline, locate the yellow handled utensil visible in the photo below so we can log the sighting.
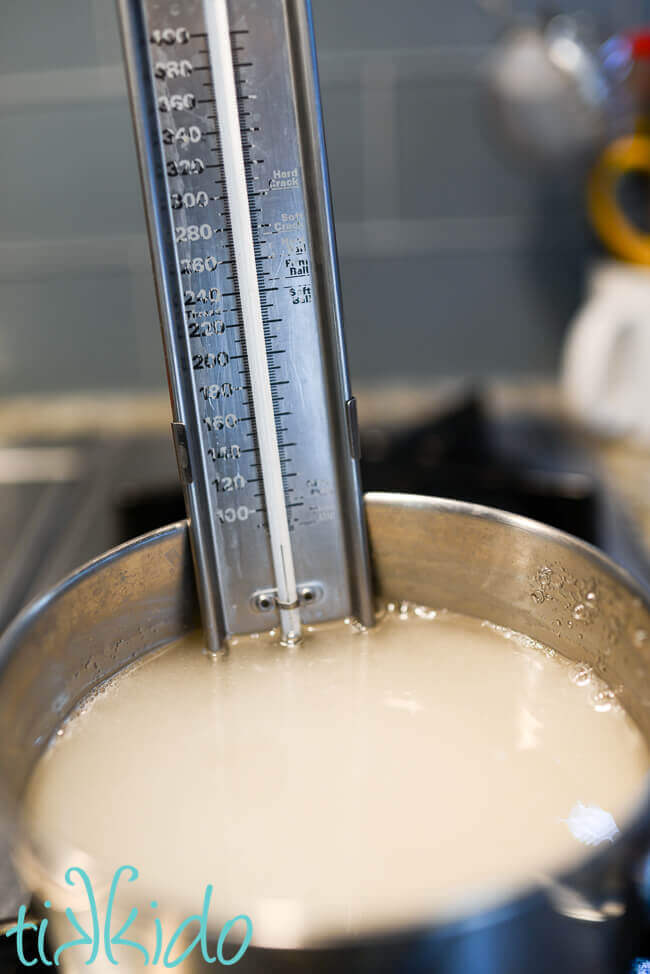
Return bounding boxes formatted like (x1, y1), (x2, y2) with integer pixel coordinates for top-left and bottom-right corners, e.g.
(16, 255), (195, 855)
(588, 134), (650, 265)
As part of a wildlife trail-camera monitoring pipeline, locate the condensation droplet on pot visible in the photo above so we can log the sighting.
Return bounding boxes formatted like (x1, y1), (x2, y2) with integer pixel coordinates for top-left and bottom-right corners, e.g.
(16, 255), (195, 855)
(573, 604), (586, 621)
(635, 629), (648, 648)
(591, 688), (616, 713)
(569, 662), (592, 687)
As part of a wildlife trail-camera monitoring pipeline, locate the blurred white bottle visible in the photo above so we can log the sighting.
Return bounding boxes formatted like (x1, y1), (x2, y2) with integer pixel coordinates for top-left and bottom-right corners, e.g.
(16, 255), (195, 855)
(562, 260), (650, 440)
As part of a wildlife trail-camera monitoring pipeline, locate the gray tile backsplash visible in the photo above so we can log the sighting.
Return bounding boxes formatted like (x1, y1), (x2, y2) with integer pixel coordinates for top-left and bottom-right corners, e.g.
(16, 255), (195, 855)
(1, 0), (647, 395)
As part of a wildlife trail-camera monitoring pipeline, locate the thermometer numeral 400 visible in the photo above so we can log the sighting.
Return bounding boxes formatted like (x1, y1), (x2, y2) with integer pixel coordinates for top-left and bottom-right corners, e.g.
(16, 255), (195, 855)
(150, 27), (190, 45)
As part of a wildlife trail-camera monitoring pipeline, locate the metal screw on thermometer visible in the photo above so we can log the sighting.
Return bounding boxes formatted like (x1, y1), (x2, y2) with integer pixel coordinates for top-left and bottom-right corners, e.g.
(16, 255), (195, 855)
(117, 0), (375, 651)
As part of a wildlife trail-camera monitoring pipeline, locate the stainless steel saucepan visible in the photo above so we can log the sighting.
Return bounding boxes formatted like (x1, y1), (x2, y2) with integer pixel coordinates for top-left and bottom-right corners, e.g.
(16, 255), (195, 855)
(0, 492), (650, 973)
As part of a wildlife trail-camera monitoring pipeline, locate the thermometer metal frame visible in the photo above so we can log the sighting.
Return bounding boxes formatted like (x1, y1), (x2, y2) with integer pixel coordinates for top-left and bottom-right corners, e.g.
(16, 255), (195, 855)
(117, 0), (374, 650)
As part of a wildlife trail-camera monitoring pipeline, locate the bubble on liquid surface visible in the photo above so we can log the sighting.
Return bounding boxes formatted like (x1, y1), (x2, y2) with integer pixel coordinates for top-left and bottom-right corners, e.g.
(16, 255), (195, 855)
(591, 688), (616, 713)
(531, 590), (545, 605)
(414, 605), (437, 620)
(481, 621), (551, 656)
(569, 662), (592, 687)
(573, 604), (586, 621)
(482, 621), (513, 640)
(635, 629), (648, 648)
(586, 591), (597, 605)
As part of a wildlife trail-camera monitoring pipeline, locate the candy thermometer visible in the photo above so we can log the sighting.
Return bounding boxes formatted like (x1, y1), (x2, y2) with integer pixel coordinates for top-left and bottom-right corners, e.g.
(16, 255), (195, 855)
(117, 0), (375, 651)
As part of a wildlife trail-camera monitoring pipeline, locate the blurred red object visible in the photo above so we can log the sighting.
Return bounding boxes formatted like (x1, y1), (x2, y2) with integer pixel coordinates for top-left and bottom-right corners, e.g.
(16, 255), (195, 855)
(629, 30), (650, 61)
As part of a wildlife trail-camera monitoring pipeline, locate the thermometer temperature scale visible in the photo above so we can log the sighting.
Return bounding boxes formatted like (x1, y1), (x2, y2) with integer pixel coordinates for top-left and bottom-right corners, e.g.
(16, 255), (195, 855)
(118, 0), (374, 651)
